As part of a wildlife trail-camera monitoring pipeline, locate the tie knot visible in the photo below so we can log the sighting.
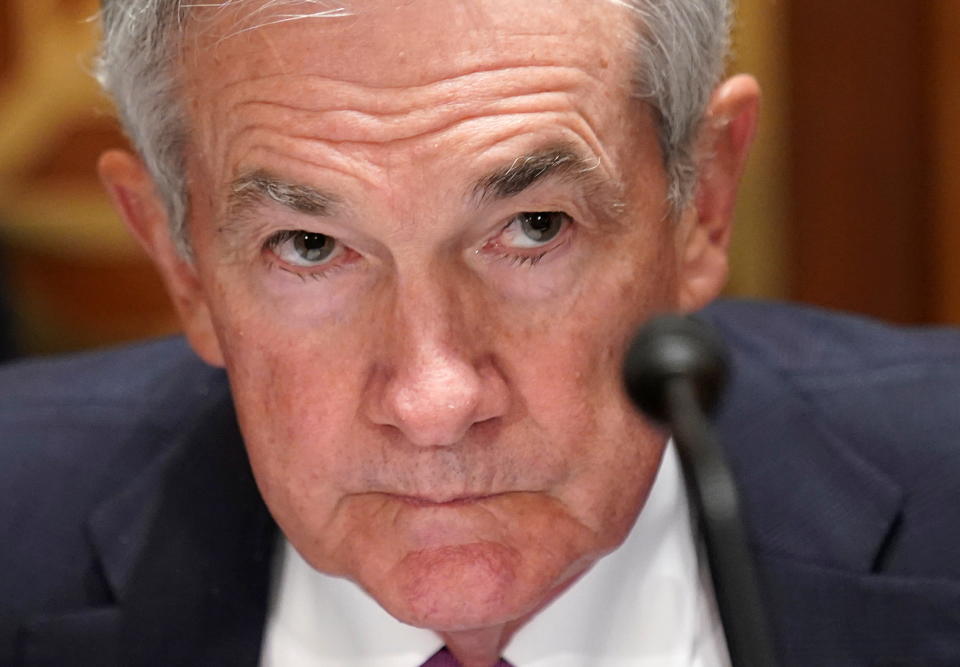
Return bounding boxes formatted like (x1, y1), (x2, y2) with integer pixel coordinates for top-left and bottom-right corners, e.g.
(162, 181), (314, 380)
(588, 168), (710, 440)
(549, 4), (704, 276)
(420, 647), (514, 667)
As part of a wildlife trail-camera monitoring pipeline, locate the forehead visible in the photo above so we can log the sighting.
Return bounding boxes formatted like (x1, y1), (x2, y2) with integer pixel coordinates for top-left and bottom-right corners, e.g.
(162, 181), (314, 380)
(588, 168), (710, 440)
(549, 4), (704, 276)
(180, 0), (635, 98)
(176, 0), (656, 217)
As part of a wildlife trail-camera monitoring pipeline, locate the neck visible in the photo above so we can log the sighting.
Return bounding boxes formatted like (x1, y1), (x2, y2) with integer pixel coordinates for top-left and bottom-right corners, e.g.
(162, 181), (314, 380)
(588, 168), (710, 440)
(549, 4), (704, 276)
(440, 621), (517, 667)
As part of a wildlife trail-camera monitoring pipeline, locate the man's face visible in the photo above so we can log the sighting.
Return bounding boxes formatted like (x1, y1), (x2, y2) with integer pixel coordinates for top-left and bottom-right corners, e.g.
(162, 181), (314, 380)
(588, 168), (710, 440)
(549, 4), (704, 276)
(172, 0), (712, 633)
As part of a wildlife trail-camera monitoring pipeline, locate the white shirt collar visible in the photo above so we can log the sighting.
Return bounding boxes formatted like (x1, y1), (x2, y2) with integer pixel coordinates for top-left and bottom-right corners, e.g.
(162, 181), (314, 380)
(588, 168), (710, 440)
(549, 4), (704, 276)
(260, 442), (730, 666)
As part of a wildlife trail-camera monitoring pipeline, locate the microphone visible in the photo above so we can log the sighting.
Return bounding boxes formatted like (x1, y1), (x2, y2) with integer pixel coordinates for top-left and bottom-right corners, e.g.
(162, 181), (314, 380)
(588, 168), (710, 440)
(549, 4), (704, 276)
(623, 314), (728, 422)
(623, 314), (780, 667)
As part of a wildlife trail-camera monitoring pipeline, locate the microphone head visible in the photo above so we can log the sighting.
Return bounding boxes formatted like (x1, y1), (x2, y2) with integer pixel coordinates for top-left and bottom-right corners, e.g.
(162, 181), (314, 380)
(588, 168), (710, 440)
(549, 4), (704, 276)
(622, 314), (729, 423)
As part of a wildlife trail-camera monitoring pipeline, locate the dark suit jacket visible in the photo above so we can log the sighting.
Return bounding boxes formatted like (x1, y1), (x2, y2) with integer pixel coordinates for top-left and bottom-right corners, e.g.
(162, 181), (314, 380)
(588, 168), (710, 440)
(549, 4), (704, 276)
(2, 300), (959, 666)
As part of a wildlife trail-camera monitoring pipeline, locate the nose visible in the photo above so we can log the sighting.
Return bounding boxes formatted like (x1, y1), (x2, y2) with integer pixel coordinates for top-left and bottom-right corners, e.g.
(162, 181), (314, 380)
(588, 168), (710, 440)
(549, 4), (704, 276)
(365, 281), (509, 447)
(379, 348), (504, 447)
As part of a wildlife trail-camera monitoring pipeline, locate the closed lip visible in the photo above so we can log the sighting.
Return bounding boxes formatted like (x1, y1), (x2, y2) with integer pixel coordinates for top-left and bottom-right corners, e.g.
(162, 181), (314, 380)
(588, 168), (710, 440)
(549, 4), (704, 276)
(391, 493), (501, 507)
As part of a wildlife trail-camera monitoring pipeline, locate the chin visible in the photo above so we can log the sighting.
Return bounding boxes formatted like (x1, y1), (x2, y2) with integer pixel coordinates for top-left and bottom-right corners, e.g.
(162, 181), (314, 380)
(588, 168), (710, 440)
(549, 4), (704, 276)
(371, 541), (542, 632)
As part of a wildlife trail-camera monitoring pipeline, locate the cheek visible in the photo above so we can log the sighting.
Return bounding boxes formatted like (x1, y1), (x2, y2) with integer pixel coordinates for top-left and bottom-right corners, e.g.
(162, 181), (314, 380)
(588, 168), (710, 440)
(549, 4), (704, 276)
(497, 293), (671, 527)
(208, 302), (375, 526)
(510, 322), (665, 480)
(506, 224), (679, 411)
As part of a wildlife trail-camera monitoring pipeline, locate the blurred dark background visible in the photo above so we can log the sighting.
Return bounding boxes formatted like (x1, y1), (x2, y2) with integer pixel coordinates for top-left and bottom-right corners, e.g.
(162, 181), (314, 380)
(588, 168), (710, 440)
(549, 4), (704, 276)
(0, 0), (958, 358)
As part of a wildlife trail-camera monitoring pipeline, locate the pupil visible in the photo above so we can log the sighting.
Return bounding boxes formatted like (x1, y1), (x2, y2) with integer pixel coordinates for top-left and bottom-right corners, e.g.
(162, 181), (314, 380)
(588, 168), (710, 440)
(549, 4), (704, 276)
(294, 232), (333, 261)
(522, 212), (562, 242)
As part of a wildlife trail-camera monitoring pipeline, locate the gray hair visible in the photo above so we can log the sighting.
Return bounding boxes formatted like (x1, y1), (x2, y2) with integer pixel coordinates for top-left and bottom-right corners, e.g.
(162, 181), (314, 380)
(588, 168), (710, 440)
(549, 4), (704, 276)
(96, 0), (731, 255)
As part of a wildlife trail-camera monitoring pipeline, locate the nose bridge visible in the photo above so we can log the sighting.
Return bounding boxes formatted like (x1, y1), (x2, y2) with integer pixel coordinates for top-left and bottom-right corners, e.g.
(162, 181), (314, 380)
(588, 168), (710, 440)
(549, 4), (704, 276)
(370, 267), (502, 447)
(394, 266), (467, 357)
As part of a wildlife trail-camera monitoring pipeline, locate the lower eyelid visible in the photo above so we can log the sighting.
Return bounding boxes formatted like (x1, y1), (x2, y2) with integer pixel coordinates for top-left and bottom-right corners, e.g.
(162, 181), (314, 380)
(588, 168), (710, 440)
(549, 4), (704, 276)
(490, 232), (573, 267)
(262, 242), (364, 280)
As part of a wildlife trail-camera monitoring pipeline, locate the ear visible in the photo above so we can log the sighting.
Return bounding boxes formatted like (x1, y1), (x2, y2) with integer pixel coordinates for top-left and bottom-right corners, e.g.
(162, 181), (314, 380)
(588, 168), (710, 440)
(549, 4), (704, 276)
(98, 149), (225, 367)
(676, 74), (760, 312)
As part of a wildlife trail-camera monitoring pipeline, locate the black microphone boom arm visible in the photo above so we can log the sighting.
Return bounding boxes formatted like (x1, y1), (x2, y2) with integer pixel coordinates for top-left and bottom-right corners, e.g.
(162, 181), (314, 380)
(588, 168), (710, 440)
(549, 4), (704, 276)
(623, 314), (780, 667)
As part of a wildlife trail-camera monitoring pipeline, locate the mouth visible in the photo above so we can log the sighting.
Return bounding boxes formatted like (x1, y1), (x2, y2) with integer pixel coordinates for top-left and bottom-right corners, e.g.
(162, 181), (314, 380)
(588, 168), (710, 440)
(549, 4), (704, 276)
(391, 493), (501, 508)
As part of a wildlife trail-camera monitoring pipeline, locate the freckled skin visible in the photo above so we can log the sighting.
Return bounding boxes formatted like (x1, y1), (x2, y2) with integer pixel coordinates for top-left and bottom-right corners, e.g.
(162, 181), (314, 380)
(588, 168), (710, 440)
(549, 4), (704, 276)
(159, 0), (729, 664)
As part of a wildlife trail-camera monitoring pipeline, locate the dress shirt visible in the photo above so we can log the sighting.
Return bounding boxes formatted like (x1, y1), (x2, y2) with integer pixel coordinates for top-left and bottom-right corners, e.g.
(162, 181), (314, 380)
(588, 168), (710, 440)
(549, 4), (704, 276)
(260, 443), (730, 666)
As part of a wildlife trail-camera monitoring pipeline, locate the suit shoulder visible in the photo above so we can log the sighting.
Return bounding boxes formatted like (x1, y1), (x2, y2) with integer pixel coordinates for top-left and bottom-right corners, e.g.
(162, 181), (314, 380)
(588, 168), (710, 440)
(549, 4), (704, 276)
(0, 338), (234, 632)
(705, 301), (960, 577)
(701, 299), (960, 453)
(700, 299), (960, 376)
(0, 337), (229, 530)
(0, 336), (220, 409)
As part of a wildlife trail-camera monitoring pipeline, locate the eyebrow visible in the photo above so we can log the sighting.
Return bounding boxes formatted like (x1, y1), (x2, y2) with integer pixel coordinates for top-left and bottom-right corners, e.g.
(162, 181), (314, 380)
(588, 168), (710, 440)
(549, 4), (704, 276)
(472, 146), (606, 203)
(227, 170), (340, 220)
(223, 145), (621, 232)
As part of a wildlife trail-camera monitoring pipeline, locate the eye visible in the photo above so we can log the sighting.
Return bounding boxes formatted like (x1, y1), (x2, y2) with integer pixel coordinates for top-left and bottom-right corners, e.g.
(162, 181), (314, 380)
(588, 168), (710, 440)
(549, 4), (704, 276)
(267, 230), (341, 267)
(502, 212), (569, 249)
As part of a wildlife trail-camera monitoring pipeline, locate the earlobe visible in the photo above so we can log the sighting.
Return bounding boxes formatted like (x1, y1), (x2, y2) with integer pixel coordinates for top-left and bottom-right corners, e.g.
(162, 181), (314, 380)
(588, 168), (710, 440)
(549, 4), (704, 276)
(97, 150), (226, 367)
(678, 74), (761, 312)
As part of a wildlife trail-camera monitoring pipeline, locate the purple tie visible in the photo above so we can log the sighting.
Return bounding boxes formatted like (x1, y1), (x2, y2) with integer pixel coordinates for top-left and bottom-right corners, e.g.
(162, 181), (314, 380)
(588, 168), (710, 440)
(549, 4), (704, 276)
(420, 647), (514, 667)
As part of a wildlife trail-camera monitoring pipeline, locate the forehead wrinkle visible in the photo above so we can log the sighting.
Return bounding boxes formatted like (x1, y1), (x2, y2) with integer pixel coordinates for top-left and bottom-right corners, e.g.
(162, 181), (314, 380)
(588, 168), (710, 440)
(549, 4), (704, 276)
(225, 102), (619, 186)
(212, 64), (587, 96)
(233, 90), (573, 126)
(222, 113), (627, 220)
(238, 141), (386, 184)
(226, 107), (589, 156)
(207, 65), (596, 145)
(212, 69), (584, 142)
(227, 97), (578, 146)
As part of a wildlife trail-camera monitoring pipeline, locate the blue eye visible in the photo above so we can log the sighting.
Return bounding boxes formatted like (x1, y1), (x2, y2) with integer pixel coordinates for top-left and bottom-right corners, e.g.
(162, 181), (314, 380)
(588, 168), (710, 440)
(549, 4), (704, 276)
(269, 230), (341, 267)
(504, 212), (568, 248)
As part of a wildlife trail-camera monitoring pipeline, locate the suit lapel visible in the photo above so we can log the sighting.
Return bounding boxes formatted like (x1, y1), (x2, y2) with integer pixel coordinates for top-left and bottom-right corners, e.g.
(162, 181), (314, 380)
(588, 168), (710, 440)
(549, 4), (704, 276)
(16, 607), (121, 667)
(20, 380), (277, 667)
(713, 340), (903, 572)
(710, 314), (960, 665)
(117, 390), (276, 666)
(757, 551), (960, 666)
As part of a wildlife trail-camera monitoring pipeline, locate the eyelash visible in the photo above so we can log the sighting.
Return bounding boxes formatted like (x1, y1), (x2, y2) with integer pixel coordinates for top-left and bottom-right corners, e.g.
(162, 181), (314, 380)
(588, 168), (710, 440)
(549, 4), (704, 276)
(497, 249), (553, 268)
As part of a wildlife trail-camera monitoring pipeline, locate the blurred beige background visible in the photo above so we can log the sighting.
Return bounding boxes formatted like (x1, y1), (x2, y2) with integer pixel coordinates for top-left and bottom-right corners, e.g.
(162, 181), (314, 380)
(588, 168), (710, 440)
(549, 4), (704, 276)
(0, 0), (175, 354)
(0, 0), (958, 356)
